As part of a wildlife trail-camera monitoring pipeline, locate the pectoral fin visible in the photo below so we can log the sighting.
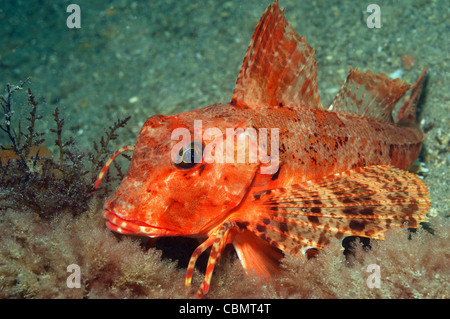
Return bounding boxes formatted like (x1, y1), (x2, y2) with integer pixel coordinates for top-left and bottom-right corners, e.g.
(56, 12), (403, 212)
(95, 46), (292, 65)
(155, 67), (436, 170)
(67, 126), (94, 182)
(246, 165), (430, 256)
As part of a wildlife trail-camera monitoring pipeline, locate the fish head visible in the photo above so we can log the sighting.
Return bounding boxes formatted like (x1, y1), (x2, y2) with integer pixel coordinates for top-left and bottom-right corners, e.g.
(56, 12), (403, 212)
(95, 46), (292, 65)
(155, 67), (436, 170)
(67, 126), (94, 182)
(104, 103), (260, 237)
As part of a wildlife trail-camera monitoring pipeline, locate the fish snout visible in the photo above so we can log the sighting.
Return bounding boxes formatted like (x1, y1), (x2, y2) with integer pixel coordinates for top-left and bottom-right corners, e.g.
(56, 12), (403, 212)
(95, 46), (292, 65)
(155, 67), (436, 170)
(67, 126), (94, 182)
(103, 198), (179, 237)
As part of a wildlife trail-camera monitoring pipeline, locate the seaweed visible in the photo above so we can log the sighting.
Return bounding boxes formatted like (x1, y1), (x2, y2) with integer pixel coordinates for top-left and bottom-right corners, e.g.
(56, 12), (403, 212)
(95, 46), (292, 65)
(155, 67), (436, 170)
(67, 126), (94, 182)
(0, 79), (32, 171)
(0, 80), (130, 218)
(89, 116), (131, 183)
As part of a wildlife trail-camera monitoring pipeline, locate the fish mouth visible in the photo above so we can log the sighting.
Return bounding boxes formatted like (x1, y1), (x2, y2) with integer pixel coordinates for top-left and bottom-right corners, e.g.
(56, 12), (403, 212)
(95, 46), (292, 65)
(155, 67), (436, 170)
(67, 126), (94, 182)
(103, 210), (177, 237)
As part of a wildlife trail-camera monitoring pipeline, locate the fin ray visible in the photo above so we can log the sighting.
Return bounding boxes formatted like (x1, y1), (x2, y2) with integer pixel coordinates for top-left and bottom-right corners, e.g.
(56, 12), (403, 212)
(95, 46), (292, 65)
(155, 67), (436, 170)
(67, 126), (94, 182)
(233, 230), (283, 278)
(330, 68), (410, 122)
(232, 0), (321, 110)
(246, 166), (430, 256)
(397, 67), (427, 125)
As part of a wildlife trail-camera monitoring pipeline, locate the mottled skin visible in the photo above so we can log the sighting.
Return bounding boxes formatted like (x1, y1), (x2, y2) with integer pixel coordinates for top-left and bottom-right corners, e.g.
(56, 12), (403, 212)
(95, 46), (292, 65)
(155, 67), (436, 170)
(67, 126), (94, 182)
(98, 1), (429, 297)
(105, 106), (258, 237)
(249, 104), (423, 184)
(105, 99), (423, 235)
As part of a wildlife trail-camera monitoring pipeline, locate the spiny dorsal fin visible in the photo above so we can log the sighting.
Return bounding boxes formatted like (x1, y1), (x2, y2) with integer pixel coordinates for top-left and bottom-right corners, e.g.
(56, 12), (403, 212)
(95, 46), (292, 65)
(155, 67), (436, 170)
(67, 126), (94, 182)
(232, 0), (322, 110)
(330, 67), (410, 123)
(396, 67), (427, 125)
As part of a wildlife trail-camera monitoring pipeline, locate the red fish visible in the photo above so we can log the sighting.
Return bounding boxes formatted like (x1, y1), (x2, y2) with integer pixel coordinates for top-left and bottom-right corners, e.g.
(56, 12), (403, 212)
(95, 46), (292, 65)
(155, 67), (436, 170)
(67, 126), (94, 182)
(95, 1), (429, 297)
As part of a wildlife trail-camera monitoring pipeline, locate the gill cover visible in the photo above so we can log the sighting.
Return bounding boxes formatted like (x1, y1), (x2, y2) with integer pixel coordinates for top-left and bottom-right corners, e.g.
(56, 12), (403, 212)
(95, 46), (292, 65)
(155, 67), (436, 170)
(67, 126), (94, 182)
(104, 106), (261, 236)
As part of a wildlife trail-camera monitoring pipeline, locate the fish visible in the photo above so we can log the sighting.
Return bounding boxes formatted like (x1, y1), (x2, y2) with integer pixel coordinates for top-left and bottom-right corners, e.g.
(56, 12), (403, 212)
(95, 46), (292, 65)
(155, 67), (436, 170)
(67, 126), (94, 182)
(94, 0), (430, 298)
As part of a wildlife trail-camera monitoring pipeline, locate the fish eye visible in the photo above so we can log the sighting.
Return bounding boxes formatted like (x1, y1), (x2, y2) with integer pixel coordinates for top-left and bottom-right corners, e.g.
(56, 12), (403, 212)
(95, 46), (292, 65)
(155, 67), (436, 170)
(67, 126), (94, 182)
(174, 142), (204, 169)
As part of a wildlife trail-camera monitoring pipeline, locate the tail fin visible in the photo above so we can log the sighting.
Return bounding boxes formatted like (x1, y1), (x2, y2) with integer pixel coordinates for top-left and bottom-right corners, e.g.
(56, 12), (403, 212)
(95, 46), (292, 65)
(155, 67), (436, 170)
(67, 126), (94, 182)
(396, 67), (427, 125)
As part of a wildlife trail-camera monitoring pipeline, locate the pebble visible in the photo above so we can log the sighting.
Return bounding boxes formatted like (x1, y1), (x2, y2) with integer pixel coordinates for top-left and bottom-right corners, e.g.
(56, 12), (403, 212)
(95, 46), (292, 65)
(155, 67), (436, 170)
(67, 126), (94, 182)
(388, 69), (403, 79)
(128, 96), (139, 104)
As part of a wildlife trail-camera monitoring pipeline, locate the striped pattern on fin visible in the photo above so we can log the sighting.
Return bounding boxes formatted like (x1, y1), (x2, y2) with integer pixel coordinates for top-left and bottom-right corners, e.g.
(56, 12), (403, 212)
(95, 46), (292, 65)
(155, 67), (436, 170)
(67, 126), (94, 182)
(397, 67), (427, 125)
(233, 230), (283, 278)
(247, 165), (430, 256)
(232, 0), (322, 110)
(192, 221), (237, 298)
(330, 67), (410, 123)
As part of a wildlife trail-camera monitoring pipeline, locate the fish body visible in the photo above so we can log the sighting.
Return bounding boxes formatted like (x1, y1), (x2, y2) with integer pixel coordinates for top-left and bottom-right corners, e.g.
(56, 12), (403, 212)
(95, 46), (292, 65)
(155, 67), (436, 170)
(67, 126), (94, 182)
(96, 1), (429, 297)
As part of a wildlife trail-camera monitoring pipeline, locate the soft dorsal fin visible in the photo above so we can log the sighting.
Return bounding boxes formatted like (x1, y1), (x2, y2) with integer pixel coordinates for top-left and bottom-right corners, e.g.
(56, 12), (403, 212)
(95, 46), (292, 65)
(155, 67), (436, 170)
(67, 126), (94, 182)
(231, 0), (322, 110)
(329, 67), (410, 123)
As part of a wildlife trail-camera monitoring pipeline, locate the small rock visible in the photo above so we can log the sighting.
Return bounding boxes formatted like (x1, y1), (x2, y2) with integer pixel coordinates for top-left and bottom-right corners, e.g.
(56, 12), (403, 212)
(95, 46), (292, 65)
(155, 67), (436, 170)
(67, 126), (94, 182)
(128, 96), (139, 104)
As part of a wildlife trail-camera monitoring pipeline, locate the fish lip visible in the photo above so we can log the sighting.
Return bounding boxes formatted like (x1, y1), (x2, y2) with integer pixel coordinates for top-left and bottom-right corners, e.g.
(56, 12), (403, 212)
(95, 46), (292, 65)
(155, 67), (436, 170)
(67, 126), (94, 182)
(103, 209), (177, 237)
